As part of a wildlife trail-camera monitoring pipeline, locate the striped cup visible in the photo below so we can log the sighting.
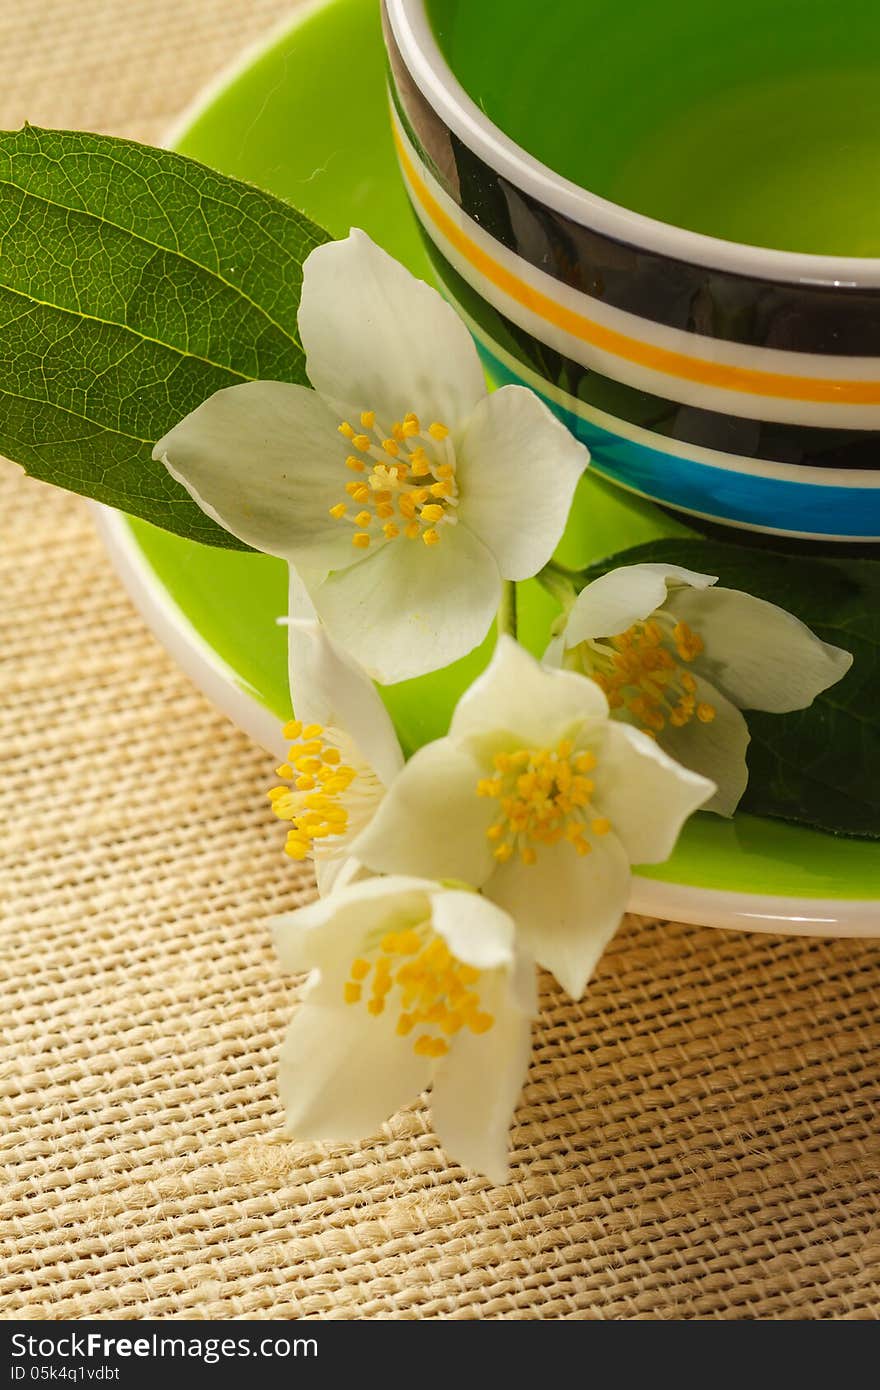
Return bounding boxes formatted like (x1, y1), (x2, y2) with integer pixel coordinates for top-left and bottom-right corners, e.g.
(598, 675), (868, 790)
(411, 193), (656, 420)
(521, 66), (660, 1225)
(383, 0), (880, 544)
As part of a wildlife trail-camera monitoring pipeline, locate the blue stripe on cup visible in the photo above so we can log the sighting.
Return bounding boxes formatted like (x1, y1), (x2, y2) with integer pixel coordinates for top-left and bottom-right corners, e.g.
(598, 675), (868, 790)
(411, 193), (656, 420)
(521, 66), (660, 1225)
(482, 346), (880, 540)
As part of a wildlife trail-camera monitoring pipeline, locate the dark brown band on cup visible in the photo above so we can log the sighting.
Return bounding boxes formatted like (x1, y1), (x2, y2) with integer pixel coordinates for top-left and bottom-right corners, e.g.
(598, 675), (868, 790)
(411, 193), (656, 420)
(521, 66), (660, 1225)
(384, 8), (880, 359)
(420, 229), (880, 472)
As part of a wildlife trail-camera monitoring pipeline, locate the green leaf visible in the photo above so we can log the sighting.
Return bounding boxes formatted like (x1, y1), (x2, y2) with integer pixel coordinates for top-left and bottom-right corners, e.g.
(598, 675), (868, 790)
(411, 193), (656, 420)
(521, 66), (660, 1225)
(0, 125), (330, 547)
(580, 538), (880, 839)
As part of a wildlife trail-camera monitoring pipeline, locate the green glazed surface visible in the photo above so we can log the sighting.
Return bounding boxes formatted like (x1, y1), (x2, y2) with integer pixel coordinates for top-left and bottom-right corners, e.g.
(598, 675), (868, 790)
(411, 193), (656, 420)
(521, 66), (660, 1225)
(127, 0), (880, 897)
(427, 0), (880, 256)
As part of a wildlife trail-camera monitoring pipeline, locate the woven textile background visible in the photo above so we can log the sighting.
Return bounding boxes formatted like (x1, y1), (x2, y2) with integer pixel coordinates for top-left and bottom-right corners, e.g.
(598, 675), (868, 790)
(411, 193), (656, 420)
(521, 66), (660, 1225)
(2, 0), (880, 1321)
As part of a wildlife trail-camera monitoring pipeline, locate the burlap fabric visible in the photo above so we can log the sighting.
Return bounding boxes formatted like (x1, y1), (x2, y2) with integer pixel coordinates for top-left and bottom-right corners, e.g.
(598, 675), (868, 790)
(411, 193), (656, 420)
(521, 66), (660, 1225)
(2, 0), (880, 1322)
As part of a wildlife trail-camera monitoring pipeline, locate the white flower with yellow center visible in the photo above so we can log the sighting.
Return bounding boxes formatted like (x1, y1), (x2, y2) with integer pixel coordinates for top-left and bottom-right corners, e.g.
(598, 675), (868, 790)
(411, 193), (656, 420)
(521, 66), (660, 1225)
(271, 875), (536, 1183)
(351, 638), (714, 1000)
(153, 229), (588, 684)
(548, 563), (853, 815)
(268, 618), (403, 894)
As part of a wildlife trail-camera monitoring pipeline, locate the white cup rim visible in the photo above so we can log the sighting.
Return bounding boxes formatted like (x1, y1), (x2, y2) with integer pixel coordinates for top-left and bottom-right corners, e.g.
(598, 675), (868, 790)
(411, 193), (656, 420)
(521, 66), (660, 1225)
(385, 0), (880, 289)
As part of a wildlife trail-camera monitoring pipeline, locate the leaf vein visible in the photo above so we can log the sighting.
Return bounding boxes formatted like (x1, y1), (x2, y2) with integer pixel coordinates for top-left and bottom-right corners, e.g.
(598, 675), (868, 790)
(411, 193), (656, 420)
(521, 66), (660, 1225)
(0, 172), (301, 350)
(0, 279), (255, 382)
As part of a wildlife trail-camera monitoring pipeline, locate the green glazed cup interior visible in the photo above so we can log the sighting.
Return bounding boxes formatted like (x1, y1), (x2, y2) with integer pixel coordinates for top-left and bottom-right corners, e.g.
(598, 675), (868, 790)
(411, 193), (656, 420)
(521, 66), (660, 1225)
(424, 0), (880, 258)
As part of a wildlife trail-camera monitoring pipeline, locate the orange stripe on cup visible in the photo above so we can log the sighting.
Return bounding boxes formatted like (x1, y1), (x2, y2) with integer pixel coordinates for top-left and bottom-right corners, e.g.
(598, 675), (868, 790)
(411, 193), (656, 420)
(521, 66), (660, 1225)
(393, 122), (880, 406)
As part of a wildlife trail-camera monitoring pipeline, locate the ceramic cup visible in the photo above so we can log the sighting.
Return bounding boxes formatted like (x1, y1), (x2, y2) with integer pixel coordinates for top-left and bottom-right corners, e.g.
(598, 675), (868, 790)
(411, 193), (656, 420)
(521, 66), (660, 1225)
(382, 0), (880, 543)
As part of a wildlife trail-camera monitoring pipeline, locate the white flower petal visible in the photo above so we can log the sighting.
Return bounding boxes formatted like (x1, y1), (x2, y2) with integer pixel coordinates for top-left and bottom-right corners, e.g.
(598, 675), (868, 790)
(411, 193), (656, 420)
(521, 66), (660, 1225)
(271, 874), (437, 974)
(278, 981), (429, 1143)
(430, 889), (516, 971)
(286, 617), (404, 787)
(287, 565), (319, 623)
(352, 740), (496, 887)
(486, 836), (630, 999)
(272, 876), (444, 1138)
(284, 566), (318, 750)
(543, 632), (566, 667)
(314, 854), (349, 896)
(450, 634), (608, 747)
(154, 381), (355, 571)
(564, 563), (717, 647)
(323, 857), (370, 895)
(310, 523), (500, 684)
(669, 586), (854, 713)
(456, 385), (587, 580)
(431, 955), (536, 1185)
(595, 722), (715, 864)
(298, 229), (486, 427)
(653, 674), (750, 817)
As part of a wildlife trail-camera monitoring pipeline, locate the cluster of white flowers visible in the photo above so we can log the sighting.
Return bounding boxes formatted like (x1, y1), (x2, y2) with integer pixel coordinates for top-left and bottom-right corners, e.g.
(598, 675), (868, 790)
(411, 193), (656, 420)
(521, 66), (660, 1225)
(156, 231), (851, 1182)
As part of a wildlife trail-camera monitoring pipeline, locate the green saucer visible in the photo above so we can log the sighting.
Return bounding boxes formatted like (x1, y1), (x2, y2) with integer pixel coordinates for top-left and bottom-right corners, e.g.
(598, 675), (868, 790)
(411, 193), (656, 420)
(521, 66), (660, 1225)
(100, 0), (880, 931)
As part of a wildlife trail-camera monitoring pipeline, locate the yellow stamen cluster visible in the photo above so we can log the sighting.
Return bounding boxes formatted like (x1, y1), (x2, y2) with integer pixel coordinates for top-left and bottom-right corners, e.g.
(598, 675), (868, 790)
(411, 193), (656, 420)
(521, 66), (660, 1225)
(267, 719), (357, 860)
(477, 738), (609, 865)
(344, 927), (494, 1057)
(332, 410), (458, 549)
(587, 618), (716, 736)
